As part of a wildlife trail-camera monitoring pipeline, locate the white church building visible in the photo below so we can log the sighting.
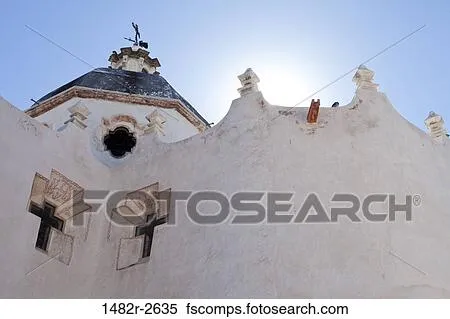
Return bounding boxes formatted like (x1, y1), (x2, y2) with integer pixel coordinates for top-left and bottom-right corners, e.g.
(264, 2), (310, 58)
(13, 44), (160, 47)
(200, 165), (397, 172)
(0, 38), (450, 298)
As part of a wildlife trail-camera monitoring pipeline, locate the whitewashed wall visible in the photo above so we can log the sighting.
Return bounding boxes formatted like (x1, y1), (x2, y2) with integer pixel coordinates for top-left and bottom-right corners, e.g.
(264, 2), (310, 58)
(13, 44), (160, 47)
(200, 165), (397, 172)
(35, 97), (200, 143)
(1, 82), (450, 298)
(0, 97), (111, 297)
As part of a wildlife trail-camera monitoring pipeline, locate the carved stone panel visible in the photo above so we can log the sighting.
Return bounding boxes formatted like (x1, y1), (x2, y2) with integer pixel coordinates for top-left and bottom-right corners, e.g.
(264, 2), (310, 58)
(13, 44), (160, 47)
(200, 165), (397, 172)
(38, 170), (88, 221)
(111, 182), (171, 270)
(27, 170), (91, 265)
(117, 237), (144, 270)
(48, 230), (74, 265)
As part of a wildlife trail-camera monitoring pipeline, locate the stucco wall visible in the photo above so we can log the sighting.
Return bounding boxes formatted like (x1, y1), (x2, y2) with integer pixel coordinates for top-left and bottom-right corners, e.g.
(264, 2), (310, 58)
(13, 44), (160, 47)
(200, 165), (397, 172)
(0, 97), (112, 297)
(35, 97), (199, 143)
(1, 83), (450, 298)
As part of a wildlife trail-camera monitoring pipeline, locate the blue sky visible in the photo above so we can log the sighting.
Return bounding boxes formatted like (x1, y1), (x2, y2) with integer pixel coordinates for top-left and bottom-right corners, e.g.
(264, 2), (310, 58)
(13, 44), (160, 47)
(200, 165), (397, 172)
(1, 1), (449, 130)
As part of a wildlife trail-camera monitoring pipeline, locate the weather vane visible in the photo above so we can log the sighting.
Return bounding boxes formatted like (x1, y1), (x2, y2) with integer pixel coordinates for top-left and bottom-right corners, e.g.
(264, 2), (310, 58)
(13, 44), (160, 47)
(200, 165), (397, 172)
(124, 22), (148, 49)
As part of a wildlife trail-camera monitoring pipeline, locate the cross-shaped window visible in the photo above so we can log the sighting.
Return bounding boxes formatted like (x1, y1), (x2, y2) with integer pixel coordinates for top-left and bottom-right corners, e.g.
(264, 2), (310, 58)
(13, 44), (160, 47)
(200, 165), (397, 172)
(134, 214), (166, 258)
(28, 202), (64, 251)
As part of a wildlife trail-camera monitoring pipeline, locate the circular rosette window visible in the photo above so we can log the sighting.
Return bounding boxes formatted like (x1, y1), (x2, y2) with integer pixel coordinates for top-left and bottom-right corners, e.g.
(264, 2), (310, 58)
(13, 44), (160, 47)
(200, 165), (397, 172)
(103, 126), (137, 158)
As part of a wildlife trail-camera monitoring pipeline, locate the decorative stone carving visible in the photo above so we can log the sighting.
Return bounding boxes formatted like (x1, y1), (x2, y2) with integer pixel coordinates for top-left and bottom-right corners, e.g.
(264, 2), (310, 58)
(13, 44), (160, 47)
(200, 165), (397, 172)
(111, 182), (171, 270)
(27, 170), (91, 264)
(425, 111), (448, 143)
(94, 114), (139, 155)
(138, 57), (145, 69)
(102, 114), (138, 131)
(44, 170), (90, 220)
(237, 68), (260, 97)
(64, 102), (90, 129)
(144, 110), (166, 136)
(113, 183), (159, 223)
(108, 46), (160, 73)
(352, 65), (379, 91)
(307, 99), (320, 124)
(29, 173), (48, 207)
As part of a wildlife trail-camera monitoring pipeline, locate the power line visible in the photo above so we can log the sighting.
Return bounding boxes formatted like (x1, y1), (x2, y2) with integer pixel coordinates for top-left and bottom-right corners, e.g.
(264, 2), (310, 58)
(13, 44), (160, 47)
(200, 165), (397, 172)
(26, 23), (426, 129)
(269, 24), (426, 122)
(25, 25), (94, 68)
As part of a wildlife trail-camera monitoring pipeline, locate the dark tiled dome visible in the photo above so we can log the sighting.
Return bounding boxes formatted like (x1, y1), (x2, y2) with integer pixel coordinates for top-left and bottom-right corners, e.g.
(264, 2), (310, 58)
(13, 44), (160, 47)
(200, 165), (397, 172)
(33, 67), (209, 126)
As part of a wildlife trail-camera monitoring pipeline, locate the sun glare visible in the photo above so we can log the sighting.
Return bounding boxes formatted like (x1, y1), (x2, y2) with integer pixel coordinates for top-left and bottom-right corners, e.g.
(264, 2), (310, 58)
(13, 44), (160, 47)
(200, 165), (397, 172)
(257, 67), (312, 107)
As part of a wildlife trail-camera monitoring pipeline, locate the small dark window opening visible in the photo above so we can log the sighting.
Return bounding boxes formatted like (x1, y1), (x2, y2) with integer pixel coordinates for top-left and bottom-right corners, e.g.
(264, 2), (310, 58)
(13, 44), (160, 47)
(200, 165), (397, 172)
(134, 214), (166, 258)
(29, 201), (64, 251)
(142, 68), (148, 73)
(103, 126), (137, 158)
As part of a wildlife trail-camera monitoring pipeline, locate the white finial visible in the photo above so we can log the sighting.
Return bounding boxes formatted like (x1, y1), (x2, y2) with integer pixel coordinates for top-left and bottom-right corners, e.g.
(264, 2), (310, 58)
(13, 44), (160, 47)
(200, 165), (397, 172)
(237, 68), (260, 97)
(425, 111), (448, 143)
(145, 110), (166, 136)
(352, 65), (379, 91)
